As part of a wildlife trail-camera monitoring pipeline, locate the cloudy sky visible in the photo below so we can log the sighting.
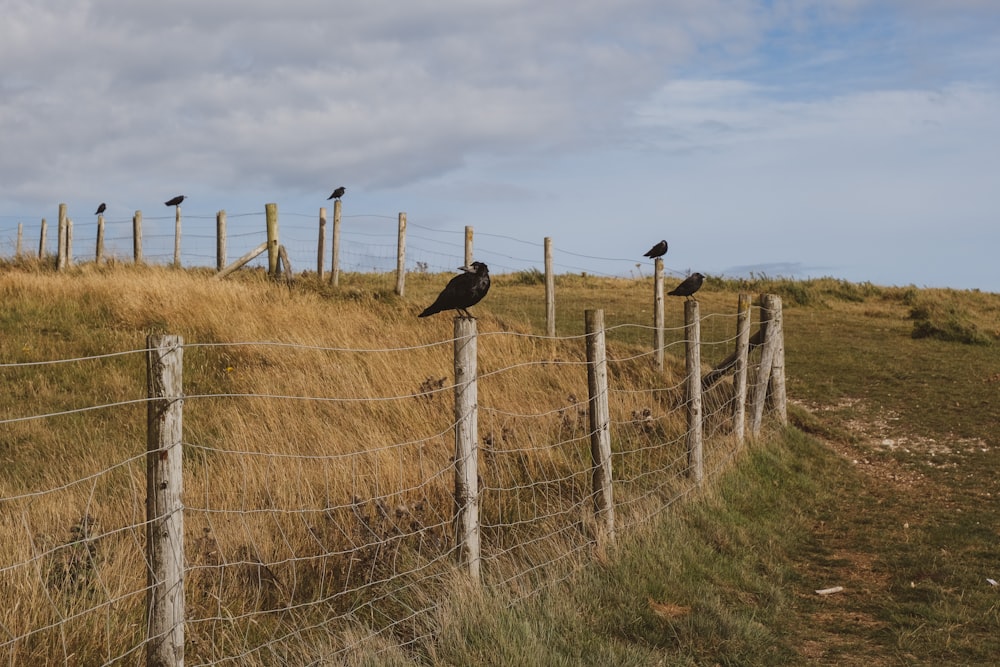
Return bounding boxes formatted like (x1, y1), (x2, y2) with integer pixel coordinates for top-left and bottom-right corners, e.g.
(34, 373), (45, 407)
(2, 1), (998, 291)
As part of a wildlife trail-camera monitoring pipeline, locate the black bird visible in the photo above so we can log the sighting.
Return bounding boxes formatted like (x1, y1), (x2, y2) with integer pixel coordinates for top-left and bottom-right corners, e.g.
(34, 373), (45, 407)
(643, 239), (668, 259)
(419, 262), (491, 318)
(327, 186), (346, 201)
(668, 272), (705, 300)
(164, 195), (186, 207)
(95, 202), (106, 215)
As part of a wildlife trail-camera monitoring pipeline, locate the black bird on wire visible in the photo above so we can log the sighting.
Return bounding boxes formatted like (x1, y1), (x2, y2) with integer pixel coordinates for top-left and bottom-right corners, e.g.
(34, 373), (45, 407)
(95, 202), (106, 215)
(327, 186), (346, 201)
(668, 272), (705, 300)
(164, 195), (186, 207)
(419, 262), (491, 318)
(643, 239), (668, 259)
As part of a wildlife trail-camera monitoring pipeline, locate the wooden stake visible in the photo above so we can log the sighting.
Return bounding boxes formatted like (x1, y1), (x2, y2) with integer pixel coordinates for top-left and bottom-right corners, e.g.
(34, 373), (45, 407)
(453, 316), (481, 582)
(265, 203), (279, 278)
(216, 210), (227, 272)
(545, 237), (555, 337)
(653, 258), (665, 371)
(145, 335), (185, 667)
(133, 211), (143, 264)
(586, 309), (615, 541)
(317, 207), (327, 280)
(464, 225), (474, 267)
(395, 212), (406, 296)
(331, 199), (341, 286)
(733, 293), (752, 443)
(685, 300), (703, 483)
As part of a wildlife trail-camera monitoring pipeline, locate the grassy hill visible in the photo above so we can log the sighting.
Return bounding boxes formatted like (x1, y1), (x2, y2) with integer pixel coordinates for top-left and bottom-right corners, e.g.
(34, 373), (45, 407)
(1, 259), (998, 665)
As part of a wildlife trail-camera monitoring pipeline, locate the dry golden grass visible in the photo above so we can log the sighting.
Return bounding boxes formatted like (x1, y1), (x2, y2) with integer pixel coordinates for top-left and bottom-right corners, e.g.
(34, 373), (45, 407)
(2, 262), (721, 664)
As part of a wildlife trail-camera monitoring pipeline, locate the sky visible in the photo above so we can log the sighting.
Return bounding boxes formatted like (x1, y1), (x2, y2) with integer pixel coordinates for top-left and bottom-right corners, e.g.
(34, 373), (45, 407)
(2, 0), (998, 291)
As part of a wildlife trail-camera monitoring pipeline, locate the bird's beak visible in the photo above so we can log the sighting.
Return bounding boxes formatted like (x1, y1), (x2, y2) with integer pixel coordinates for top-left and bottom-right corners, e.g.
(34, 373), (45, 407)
(458, 265), (474, 273)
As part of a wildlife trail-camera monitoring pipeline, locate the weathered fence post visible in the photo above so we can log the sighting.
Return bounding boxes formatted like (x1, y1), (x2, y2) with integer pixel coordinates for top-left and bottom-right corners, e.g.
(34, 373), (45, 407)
(750, 294), (780, 436)
(586, 309), (615, 542)
(96, 214), (105, 264)
(732, 293), (752, 443)
(265, 203), (279, 278)
(133, 211), (143, 264)
(685, 300), (703, 483)
(544, 237), (555, 337)
(38, 218), (47, 259)
(173, 205), (182, 268)
(15, 223), (23, 257)
(66, 218), (73, 268)
(330, 199), (342, 286)
(277, 245), (293, 280)
(216, 210), (227, 272)
(464, 225), (474, 267)
(145, 334), (185, 667)
(317, 207), (327, 280)
(395, 212), (406, 296)
(653, 258), (665, 371)
(768, 296), (787, 426)
(57, 203), (67, 271)
(453, 316), (481, 582)
(214, 242), (268, 280)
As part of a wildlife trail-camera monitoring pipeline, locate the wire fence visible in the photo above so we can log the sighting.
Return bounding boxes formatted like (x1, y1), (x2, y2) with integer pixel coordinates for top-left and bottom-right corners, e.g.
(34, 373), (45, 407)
(0, 207), (680, 281)
(0, 296), (785, 665)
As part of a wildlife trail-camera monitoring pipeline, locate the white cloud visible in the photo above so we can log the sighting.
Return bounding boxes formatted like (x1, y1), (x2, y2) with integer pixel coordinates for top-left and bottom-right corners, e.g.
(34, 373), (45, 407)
(2, 1), (999, 289)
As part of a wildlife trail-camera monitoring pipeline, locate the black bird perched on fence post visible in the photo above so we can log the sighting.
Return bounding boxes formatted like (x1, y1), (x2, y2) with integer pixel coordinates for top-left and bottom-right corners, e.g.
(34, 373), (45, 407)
(668, 272), (705, 300)
(643, 239), (668, 259)
(164, 195), (186, 207)
(95, 202), (106, 215)
(419, 262), (491, 318)
(327, 186), (346, 201)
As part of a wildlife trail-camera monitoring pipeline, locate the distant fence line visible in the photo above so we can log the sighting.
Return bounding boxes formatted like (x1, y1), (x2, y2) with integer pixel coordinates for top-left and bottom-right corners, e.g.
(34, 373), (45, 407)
(5, 203), (705, 339)
(0, 293), (786, 665)
(2, 201), (672, 284)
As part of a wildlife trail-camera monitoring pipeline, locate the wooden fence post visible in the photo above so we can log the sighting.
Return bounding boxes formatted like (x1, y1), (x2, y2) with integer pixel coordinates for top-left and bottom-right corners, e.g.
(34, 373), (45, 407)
(464, 225), (474, 267)
(653, 258), (665, 371)
(453, 316), (481, 582)
(750, 294), (779, 436)
(685, 300), (703, 483)
(96, 214), (105, 264)
(66, 218), (73, 267)
(57, 203), (67, 271)
(15, 222), (22, 258)
(277, 245), (293, 280)
(768, 296), (787, 425)
(145, 334), (185, 667)
(265, 203), (279, 278)
(173, 206), (182, 268)
(331, 199), (341, 286)
(317, 207), (327, 280)
(216, 210), (227, 272)
(586, 309), (615, 542)
(214, 241), (269, 280)
(133, 211), (143, 264)
(544, 237), (555, 337)
(38, 218), (47, 259)
(395, 212), (406, 296)
(732, 293), (752, 443)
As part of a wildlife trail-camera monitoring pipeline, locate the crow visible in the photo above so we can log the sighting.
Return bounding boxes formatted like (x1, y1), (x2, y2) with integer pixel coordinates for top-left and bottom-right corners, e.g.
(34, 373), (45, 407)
(95, 202), (106, 215)
(419, 262), (491, 318)
(643, 239), (668, 259)
(668, 272), (705, 300)
(164, 195), (186, 207)
(327, 186), (346, 201)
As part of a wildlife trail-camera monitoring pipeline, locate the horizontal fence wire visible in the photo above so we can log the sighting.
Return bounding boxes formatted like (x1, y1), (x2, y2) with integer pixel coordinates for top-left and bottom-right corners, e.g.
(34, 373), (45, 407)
(0, 302), (777, 665)
(0, 209), (695, 280)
